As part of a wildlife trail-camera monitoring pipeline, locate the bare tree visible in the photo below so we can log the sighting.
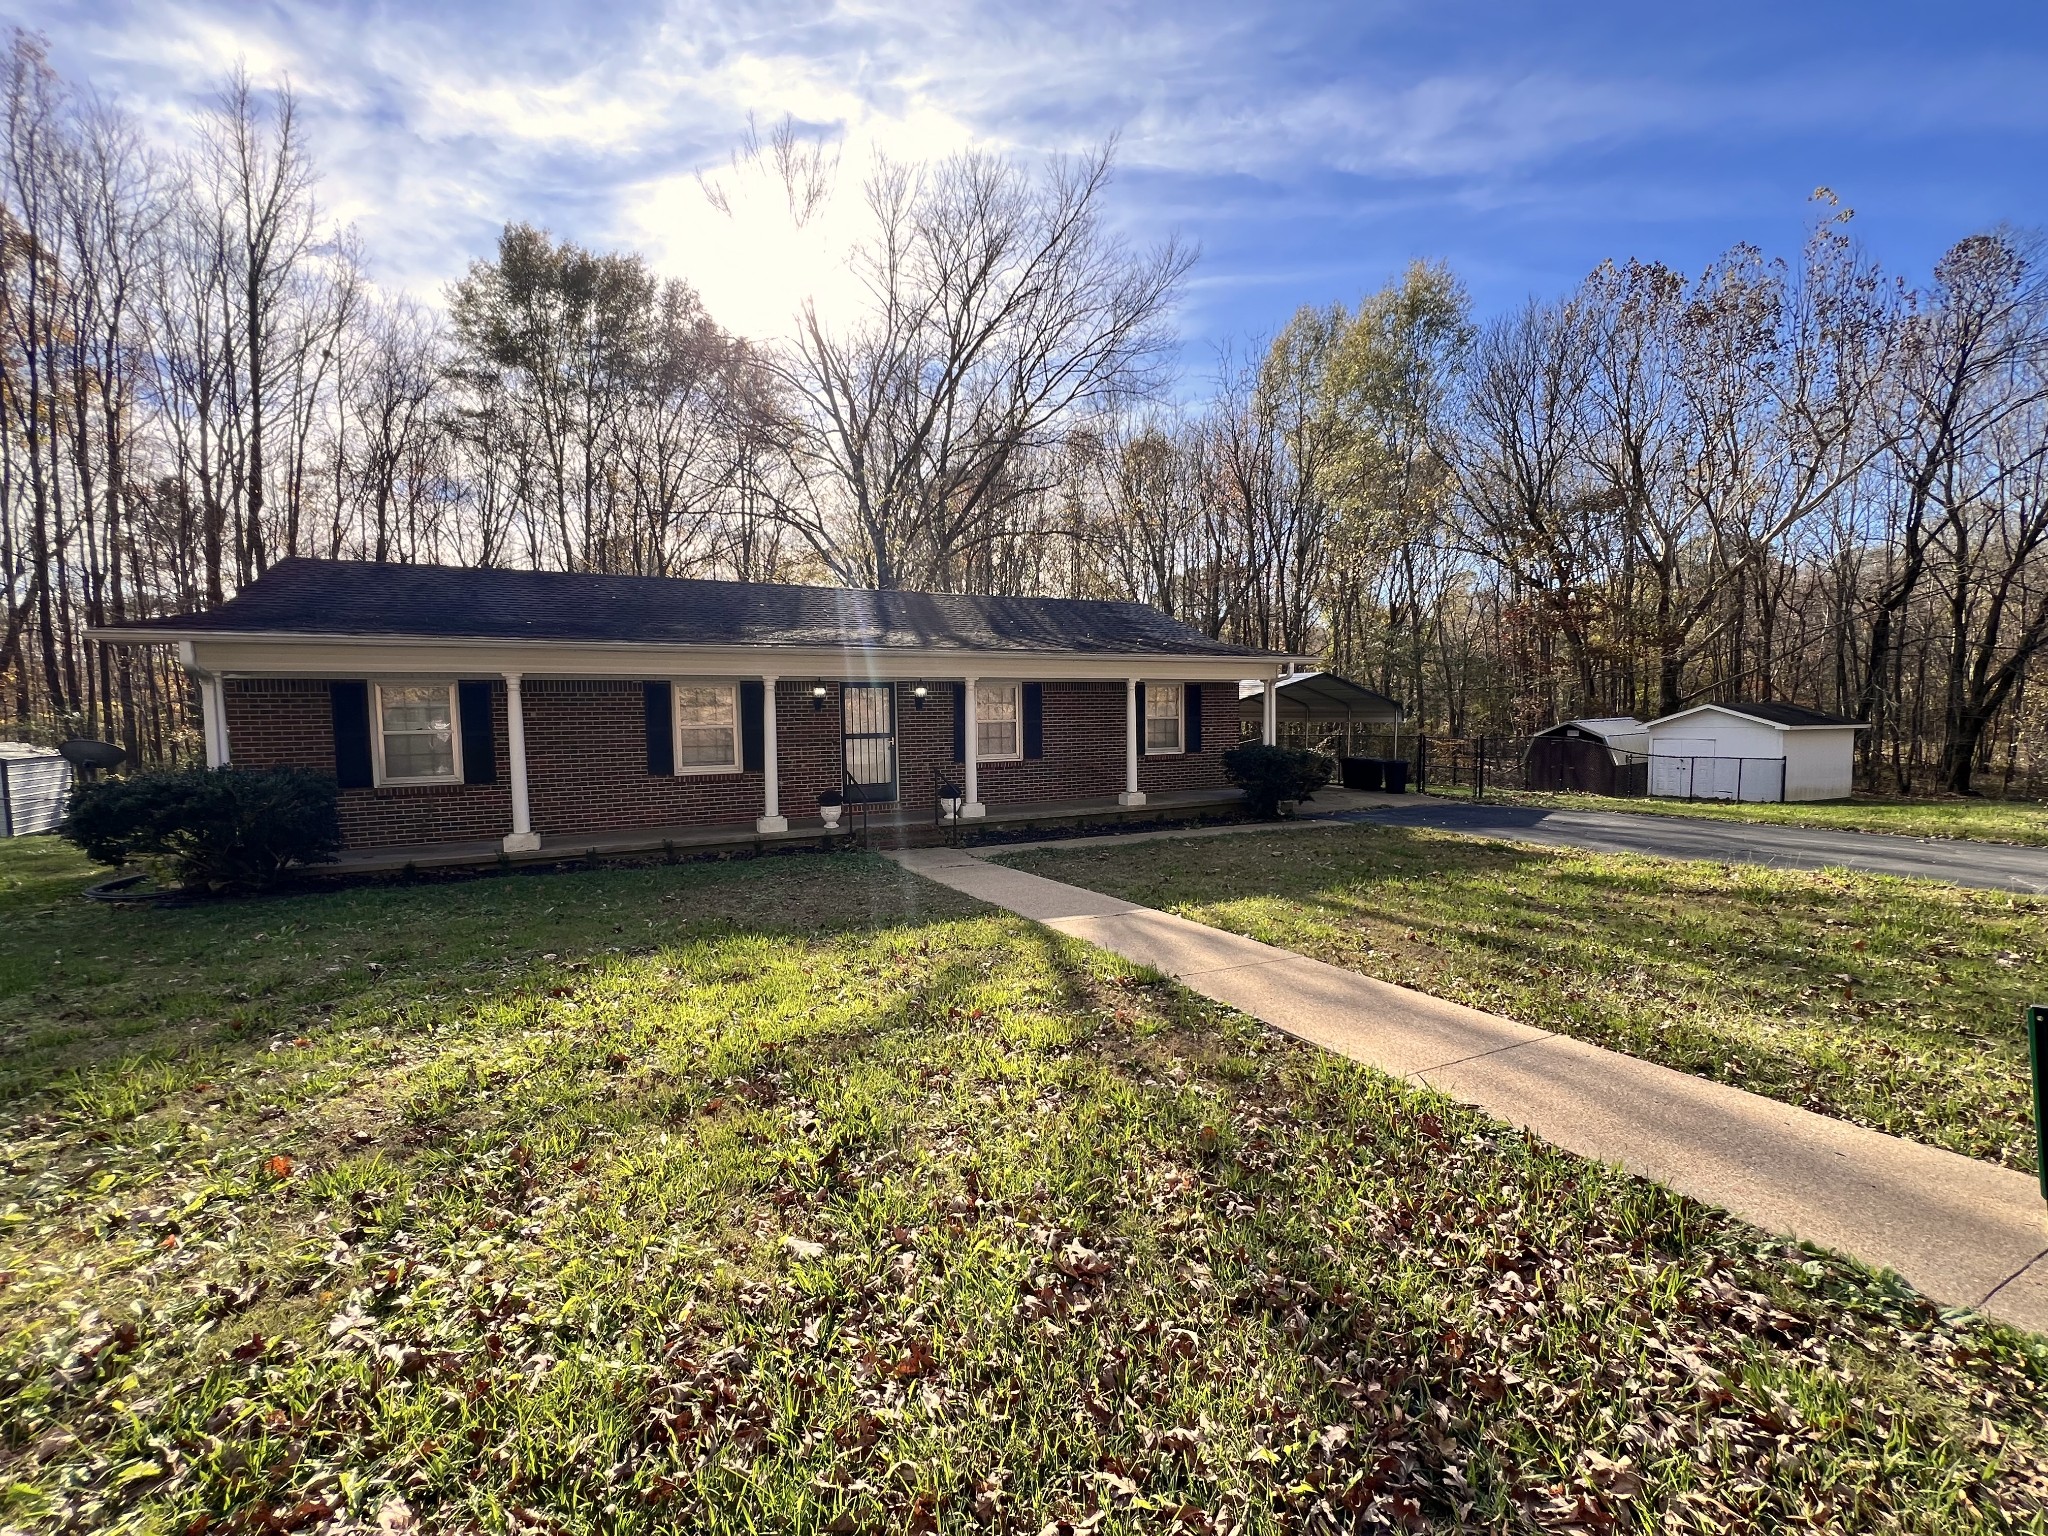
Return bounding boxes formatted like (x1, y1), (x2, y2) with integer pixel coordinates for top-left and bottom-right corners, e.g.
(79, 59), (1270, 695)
(198, 66), (318, 583)
(773, 144), (1192, 589)
(1857, 231), (2048, 782)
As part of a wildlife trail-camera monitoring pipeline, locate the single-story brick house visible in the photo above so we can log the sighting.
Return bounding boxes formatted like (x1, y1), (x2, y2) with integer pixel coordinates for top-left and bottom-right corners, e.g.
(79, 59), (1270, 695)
(96, 559), (1300, 857)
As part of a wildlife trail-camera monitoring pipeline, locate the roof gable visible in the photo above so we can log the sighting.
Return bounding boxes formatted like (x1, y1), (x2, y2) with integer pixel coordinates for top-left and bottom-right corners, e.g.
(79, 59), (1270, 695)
(1651, 701), (1862, 732)
(1533, 717), (1646, 740)
(105, 558), (1276, 659)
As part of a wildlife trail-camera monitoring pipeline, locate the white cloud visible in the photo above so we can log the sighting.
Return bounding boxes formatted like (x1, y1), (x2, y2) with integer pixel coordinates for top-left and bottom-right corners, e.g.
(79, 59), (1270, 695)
(15, 0), (2044, 347)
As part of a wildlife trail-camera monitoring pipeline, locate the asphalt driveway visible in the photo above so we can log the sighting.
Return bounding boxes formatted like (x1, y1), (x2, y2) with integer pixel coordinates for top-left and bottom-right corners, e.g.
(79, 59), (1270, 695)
(1326, 800), (2048, 892)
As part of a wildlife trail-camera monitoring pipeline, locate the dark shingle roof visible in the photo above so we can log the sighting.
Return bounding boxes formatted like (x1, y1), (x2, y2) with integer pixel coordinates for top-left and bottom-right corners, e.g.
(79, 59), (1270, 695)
(1707, 701), (1861, 728)
(106, 558), (1274, 658)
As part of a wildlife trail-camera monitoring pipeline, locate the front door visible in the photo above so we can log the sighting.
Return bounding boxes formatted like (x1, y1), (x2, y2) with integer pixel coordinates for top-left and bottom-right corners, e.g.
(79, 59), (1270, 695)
(842, 682), (898, 803)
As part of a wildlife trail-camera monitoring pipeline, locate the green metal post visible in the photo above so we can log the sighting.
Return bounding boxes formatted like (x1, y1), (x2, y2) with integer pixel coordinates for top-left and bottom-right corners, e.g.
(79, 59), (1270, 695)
(2030, 1005), (2048, 1204)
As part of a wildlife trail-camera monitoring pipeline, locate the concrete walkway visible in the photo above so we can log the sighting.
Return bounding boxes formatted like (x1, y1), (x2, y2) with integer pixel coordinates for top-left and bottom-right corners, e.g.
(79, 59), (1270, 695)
(886, 845), (2048, 1335)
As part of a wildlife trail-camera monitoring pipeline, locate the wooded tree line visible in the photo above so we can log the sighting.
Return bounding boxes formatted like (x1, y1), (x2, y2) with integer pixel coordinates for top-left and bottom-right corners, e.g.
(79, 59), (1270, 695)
(4, 34), (2045, 794)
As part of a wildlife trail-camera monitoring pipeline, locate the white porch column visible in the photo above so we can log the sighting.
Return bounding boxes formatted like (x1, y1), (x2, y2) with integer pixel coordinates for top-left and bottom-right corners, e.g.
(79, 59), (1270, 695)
(961, 676), (986, 818)
(1119, 676), (1146, 806)
(502, 673), (540, 852)
(1262, 677), (1278, 746)
(756, 676), (787, 833)
(199, 672), (229, 768)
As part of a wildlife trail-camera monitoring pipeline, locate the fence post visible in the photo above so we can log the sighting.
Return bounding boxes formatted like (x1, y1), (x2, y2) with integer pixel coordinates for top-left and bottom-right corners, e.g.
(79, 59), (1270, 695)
(1475, 735), (1486, 802)
(2030, 1005), (2048, 1205)
(1416, 735), (1428, 794)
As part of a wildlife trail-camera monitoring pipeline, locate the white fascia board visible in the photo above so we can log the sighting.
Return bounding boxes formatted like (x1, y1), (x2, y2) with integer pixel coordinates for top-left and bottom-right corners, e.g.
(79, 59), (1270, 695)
(1650, 704), (1867, 733)
(166, 632), (1297, 683)
(1649, 705), (1773, 732)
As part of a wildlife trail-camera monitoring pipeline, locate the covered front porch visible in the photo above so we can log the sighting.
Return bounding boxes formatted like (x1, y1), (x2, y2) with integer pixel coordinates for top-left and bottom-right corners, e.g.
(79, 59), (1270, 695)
(314, 785), (1251, 876)
(485, 668), (1285, 852)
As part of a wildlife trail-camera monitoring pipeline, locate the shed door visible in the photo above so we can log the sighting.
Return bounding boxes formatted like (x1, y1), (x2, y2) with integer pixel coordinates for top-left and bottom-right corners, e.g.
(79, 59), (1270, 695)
(1649, 739), (1715, 798)
(1701, 755), (1743, 801)
(842, 683), (897, 803)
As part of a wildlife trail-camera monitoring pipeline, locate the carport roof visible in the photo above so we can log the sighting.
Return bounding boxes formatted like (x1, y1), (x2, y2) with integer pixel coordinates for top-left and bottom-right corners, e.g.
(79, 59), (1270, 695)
(1237, 671), (1402, 717)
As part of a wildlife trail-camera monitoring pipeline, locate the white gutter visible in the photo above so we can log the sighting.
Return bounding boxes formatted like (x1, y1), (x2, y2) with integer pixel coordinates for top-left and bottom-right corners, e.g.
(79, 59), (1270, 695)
(95, 626), (1312, 679)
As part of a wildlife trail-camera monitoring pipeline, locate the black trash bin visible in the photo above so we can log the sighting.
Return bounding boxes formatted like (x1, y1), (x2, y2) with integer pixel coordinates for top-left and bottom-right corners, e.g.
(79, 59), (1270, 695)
(1380, 758), (1410, 794)
(1341, 756), (1384, 791)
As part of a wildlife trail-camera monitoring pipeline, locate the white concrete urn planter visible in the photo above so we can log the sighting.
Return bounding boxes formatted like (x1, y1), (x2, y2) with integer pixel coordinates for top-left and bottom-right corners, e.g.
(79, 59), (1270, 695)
(819, 801), (844, 829)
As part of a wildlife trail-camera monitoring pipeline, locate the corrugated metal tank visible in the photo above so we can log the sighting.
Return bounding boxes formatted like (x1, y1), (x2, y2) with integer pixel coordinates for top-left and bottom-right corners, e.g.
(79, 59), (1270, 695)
(0, 747), (73, 836)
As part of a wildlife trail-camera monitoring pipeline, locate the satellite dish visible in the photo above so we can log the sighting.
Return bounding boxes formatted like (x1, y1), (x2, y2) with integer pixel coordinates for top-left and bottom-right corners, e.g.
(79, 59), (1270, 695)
(59, 738), (127, 777)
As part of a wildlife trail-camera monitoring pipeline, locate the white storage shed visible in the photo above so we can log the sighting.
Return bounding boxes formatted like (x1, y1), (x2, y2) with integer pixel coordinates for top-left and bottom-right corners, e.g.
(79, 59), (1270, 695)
(1641, 702), (1862, 803)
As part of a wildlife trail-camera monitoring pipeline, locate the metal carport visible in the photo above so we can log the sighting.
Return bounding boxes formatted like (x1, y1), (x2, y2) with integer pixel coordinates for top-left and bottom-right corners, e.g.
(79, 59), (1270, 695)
(1237, 671), (1402, 754)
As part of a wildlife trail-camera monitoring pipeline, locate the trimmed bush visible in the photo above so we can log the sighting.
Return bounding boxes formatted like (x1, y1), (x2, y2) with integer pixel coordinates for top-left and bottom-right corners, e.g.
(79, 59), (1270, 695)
(61, 765), (341, 892)
(1223, 742), (1335, 819)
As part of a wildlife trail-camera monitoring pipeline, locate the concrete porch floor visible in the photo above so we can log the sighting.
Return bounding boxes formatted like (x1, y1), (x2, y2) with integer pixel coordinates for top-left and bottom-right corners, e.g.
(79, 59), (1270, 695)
(315, 785), (1267, 876)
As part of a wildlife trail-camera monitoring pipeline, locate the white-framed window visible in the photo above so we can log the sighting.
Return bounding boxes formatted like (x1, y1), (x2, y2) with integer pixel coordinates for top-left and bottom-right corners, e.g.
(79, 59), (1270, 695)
(374, 681), (461, 786)
(674, 681), (740, 772)
(1145, 683), (1184, 754)
(976, 681), (1021, 761)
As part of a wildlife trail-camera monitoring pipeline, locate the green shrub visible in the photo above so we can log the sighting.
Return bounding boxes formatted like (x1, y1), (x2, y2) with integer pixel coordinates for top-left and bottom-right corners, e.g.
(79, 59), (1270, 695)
(1223, 743), (1335, 818)
(61, 765), (340, 892)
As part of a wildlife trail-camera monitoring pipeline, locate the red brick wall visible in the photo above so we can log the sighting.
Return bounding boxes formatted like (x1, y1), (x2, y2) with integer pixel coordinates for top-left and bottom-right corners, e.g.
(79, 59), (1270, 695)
(523, 681), (767, 836)
(772, 681), (848, 820)
(224, 678), (513, 849)
(222, 674), (1236, 849)
(789, 680), (1233, 814)
(1137, 681), (1239, 796)
(893, 679), (1235, 809)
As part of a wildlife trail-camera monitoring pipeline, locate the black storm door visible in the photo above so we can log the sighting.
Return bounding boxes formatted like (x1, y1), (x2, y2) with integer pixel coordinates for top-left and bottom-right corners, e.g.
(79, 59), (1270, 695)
(842, 682), (898, 803)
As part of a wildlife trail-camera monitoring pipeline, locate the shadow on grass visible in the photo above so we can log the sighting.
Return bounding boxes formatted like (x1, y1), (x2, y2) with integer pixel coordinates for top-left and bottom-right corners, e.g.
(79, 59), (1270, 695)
(0, 844), (985, 1119)
(1007, 820), (2048, 1169)
(9, 838), (2048, 1535)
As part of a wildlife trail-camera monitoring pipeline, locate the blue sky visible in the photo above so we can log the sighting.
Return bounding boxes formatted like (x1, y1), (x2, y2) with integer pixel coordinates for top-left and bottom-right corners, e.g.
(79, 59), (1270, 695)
(17, 0), (2048, 365)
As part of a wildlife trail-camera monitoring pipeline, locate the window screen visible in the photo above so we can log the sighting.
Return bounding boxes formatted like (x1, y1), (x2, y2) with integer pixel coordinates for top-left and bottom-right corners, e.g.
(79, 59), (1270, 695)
(377, 683), (457, 783)
(675, 683), (739, 770)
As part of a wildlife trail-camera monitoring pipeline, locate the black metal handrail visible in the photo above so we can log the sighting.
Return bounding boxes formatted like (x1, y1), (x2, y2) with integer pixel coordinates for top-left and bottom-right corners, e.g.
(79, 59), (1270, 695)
(930, 763), (966, 846)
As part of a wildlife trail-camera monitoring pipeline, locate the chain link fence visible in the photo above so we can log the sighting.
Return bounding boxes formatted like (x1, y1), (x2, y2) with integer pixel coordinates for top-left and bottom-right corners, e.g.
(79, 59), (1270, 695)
(1422, 736), (1789, 803)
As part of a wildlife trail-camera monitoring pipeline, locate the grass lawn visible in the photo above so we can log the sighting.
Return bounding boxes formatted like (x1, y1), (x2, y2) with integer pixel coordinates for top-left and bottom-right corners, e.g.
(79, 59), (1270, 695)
(2, 839), (2046, 1535)
(1428, 786), (2048, 846)
(1005, 824), (2048, 1172)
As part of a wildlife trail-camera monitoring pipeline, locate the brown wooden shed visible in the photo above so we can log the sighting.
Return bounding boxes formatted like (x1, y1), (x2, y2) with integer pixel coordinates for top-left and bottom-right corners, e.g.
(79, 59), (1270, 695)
(1525, 718), (1650, 795)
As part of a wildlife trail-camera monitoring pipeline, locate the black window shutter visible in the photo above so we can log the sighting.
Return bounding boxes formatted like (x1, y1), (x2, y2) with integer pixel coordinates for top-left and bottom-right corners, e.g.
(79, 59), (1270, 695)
(330, 681), (373, 789)
(1185, 683), (1203, 753)
(458, 681), (497, 784)
(951, 683), (966, 763)
(1135, 682), (1147, 754)
(1022, 683), (1043, 760)
(644, 683), (674, 775)
(740, 681), (765, 772)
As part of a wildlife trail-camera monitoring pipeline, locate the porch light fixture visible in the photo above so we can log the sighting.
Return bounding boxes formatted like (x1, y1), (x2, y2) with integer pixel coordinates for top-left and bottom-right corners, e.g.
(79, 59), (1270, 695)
(911, 682), (930, 709)
(811, 682), (829, 711)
